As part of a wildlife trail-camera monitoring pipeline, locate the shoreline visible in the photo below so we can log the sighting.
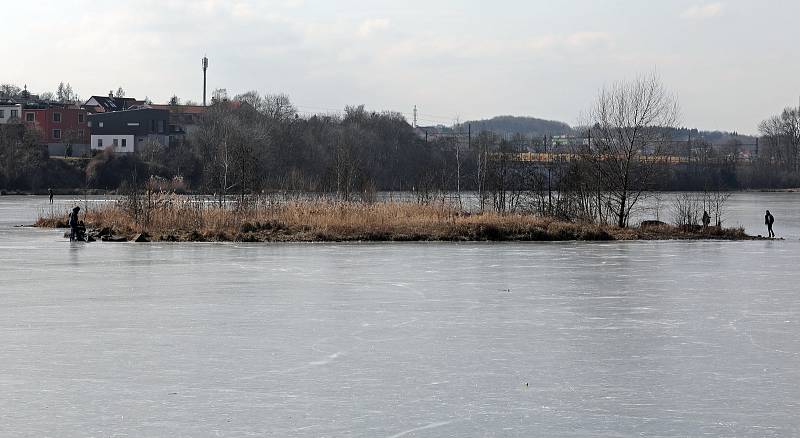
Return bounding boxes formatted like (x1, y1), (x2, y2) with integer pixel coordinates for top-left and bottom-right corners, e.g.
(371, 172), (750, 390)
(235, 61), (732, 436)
(5, 188), (800, 197)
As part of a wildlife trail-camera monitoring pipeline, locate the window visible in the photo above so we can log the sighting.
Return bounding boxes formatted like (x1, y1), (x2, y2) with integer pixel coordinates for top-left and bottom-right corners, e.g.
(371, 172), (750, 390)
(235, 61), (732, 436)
(150, 120), (156, 132)
(53, 112), (62, 123)
(78, 129), (84, 138)
(127, 122), (140, 127)
(87, 121), (92, 127)
(0, 110), (4, 118)
(97, 138), (103, 148)
(78, 113), (85, 123)
(53, 129), (61, 140)
(121, 139), (127, 147)
(99, 122), (104, 128)
(11, 110), (19, 118)
(113, 139), (118, 147)
(158, 120), (164, 133)
(25, 112), (33, 122)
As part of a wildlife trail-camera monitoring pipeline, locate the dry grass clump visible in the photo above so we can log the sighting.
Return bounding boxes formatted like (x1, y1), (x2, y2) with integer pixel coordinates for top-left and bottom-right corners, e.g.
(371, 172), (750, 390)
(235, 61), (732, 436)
(34, 199), (754, 242)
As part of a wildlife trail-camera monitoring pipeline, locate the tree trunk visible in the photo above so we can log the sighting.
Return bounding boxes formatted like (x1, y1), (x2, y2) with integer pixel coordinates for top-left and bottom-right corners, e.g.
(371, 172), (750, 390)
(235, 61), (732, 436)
(617, 193), (627, 228)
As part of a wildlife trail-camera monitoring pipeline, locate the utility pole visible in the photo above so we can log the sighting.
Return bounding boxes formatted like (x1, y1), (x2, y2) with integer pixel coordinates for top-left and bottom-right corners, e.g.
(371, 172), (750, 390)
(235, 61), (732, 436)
(413, 105), (417, 128)
(202, 56), (209, 107)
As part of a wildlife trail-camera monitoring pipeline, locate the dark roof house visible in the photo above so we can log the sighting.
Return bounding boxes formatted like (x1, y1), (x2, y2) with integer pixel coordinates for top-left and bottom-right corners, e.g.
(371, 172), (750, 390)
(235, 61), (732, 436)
(83, 93), (144, 113)
(88, 108), (170, 153)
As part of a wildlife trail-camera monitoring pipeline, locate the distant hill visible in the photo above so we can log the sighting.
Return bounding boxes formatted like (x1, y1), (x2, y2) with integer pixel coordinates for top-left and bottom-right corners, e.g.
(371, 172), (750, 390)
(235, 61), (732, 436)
(457, 116), (573, 137)
(667, 127), (757, 145)
(450, 116), (754, 149)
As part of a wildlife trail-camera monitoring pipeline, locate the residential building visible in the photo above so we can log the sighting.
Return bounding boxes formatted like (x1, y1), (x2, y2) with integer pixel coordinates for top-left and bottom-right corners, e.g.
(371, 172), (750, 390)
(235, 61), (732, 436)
(149, 104), (207, 144)
(88, 108), (169, 153)
(83, 93), (144, 114)
(0, 100), (23, 124)
(22, 102), (91, 156)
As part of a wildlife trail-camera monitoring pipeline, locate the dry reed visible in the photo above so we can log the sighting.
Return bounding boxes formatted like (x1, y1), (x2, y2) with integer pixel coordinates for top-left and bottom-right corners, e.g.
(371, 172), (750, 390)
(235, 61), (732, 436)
(34, 197), (752, 242)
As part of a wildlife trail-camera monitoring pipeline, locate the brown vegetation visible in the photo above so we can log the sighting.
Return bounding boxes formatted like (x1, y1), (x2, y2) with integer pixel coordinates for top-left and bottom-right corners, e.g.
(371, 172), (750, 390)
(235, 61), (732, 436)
(34, 198), (753, 242)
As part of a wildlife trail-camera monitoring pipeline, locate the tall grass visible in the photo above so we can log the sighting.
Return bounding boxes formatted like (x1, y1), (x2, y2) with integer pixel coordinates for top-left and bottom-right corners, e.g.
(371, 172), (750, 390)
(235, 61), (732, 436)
(34, 195), (751, 242)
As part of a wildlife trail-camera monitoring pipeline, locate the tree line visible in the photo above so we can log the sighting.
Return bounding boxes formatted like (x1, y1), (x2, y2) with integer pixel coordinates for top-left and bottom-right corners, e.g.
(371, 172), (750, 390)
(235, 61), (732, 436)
(2, 78), (800, 228)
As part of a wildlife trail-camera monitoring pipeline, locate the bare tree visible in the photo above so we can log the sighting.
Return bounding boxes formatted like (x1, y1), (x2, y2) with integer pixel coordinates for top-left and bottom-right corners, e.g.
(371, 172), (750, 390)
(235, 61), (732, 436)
(759, 107), (800, 172)
(473, 131), (495, 212)
(263, 93), (297, 122)
(194, 107), (239, 204)
(671, 193), (701, 228)
(582, 73), (679, 227)
(233, 91), (263, 110)
(0, 84), (22, 98)
(705, 190), (731, 227)
(137, 138), (166, 163)
(333, 126), (363, 201)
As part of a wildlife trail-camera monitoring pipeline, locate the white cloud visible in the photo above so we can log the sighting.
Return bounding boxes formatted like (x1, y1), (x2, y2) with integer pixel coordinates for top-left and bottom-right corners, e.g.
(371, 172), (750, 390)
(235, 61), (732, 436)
(682, 2), (724, 20)
(565, 31), (612, 48)
(527, 35), (559, 51)
(357, 18), (390, 38)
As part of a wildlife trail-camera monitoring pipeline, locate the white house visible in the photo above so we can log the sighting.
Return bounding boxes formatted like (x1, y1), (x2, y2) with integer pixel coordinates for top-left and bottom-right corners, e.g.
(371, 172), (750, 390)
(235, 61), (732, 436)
(0, 102), (22, 124)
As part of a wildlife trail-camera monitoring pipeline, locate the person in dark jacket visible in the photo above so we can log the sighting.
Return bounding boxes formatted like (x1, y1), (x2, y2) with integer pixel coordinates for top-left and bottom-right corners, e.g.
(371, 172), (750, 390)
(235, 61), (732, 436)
(68, 206), (81, 241)
(702, 210), (711, 230)
(765, 210), (775, 238)
(48, 188), (53, 204)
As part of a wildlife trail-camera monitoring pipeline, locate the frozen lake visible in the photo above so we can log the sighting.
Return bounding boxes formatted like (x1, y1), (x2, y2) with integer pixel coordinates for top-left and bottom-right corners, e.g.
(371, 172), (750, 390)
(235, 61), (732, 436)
(1, 194), (800, 436)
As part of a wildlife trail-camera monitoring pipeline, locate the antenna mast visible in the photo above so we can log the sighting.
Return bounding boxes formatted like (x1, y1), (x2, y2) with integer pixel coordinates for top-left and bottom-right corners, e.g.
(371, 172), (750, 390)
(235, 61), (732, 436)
(413, 105), (418, 128)
(202, 56), (209, 106)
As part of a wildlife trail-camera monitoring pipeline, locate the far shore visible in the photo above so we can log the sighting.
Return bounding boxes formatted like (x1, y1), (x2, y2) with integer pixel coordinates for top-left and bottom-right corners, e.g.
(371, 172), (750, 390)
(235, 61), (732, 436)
(33, 199), (759, 243)
(5, 188), (800, 198)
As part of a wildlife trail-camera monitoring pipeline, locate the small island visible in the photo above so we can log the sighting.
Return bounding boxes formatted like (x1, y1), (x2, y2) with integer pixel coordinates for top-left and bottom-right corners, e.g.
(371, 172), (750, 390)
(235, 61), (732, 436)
(35, 198), (755, 243)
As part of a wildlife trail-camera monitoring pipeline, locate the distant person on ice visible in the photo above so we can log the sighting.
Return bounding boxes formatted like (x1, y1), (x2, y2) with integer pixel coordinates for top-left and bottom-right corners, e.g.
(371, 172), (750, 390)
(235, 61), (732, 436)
(68, 206), (80, 241)
(765, 210), (775, 238)
(702, 211), (711, 230)
(48, 188), (53, 204)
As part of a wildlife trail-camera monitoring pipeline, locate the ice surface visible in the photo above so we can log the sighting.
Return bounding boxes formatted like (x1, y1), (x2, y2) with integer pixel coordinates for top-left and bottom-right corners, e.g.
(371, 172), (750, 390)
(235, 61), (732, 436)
(1, 196), (800, 437)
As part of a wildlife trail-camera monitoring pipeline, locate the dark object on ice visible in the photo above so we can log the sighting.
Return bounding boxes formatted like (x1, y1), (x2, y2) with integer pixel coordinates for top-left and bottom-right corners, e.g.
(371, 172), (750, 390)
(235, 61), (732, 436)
(765, 210), (775, 238)
(101, 235), (128, 242)
(640, 220), (667, 228)
(133, 233), (150, 243)
(702, 211), (711, 229)
(48, 188), (53, 204)
(65, 222), (87, 242)
(88, 227), (113, 240)
(68, 207), (82, 241)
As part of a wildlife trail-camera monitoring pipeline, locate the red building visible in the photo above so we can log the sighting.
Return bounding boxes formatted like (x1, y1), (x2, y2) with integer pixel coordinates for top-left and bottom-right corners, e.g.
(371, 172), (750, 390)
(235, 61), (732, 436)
(23, 104), (90, 155)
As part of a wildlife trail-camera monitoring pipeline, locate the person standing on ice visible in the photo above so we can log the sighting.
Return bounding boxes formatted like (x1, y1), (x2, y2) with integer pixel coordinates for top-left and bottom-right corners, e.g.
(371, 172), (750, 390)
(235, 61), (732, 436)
(48, 188), (53, 204)
(702, 211), (711, 230)
(68, 206), (81, 241)
(765, 210), (775, 238)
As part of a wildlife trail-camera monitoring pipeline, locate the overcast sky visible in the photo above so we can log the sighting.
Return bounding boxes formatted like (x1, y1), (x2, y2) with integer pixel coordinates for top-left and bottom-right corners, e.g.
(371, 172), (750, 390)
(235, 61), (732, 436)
(3, 0), (799, 133)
